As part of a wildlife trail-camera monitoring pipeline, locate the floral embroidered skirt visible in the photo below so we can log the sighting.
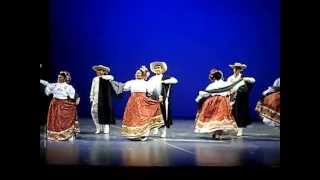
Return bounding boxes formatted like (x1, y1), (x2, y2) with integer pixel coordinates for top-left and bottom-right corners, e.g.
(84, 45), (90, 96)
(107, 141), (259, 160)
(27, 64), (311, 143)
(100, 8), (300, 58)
(255, 92), (280, 127)
(47, 98), (77, 141)
(195, 95), (238, 135)
(121, 93), (164, 139)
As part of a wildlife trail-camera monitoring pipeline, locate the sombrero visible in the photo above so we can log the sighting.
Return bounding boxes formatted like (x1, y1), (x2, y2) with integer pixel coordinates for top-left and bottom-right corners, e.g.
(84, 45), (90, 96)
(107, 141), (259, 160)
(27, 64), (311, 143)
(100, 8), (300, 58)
(92, 65), (110, 73)
(150, 61), (167, 73)
(229, 62), (247, 70)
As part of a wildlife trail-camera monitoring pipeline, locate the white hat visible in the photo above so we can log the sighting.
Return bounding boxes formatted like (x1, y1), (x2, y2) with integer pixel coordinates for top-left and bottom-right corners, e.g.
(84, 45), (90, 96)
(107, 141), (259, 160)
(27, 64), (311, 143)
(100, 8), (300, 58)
(229, 62), (247, 70)
(92, 65), (110, 73)
(150, 61), (168, 73)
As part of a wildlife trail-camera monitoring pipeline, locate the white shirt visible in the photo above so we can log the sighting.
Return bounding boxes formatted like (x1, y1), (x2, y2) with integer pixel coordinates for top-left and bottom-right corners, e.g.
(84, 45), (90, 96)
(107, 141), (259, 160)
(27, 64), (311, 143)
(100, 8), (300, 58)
(90, 75), (114, 103)
(148, 74), (178, 98)
(45, 82), (75, 100)
(227, 73), (256, 95)
(227, 73), (256, 84)
(148, 74), (163, 97)
(227, 73), (242, 83)
(124, 79), (153, 94)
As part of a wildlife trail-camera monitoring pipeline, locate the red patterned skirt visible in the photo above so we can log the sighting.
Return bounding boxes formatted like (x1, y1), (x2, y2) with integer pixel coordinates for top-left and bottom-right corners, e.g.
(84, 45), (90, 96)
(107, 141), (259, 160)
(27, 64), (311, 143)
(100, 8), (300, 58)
(255, 92), (280, 126)
(121, 92), (164, 139)
(195, 95), (238, 135)
(47, 98), (77, 141)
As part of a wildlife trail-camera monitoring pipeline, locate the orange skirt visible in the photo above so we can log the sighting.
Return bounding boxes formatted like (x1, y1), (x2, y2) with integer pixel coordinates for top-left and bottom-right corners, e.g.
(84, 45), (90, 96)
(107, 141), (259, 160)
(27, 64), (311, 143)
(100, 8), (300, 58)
(47, 98), (77, 141)
(256, 92), (280, 125)
(121, 93), (164, 138)
(195, 96), (238, 135)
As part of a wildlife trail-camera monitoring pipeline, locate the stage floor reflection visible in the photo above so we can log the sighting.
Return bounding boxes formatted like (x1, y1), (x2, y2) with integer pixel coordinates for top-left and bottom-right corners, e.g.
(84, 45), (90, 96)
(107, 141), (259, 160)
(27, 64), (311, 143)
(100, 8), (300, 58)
(40, 119), (280, 167)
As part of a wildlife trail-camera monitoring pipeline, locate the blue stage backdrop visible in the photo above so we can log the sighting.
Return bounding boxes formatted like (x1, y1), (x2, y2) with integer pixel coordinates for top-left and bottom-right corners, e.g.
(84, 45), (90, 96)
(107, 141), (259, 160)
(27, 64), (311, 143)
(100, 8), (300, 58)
(48, 0), (280, 120)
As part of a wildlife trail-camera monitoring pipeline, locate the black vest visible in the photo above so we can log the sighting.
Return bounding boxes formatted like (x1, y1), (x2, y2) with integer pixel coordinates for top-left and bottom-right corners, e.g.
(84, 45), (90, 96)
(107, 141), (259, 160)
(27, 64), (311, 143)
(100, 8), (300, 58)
(97, 78), (116, 124)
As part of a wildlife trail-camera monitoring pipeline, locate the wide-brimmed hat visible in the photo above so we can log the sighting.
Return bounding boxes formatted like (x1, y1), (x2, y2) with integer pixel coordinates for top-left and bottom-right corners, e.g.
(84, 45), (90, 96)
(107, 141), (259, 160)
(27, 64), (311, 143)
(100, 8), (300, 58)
(229, 62), (247, 70)
(150, 61), (167, 73)
(92, 65), (110, 73)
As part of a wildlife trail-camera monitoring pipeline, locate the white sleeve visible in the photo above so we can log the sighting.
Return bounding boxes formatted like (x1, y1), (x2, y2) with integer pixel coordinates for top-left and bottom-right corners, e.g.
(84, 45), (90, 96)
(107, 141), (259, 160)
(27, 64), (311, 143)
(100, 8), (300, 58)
(205, 83), (215, 91)
(199, 91), (210, 97)
(163, 77), (178, 84)
(195, 91), (210, 102)
(45, 83), (56, 96)
(101, 75), (114, 81)
(230, 80), (246, 93)
(244, 77), (256, 83)
(67, 85), (76, 99)
(263, 78), (280, 95)
(76, 97), (80, 105)
(273, 78), (280, 87)
(89, 79), (95, 102)
(40, 79), (49, 86)
(123, 81), (132, 91)
(263, 87), (273, 95)
(195, 95), (201, 102)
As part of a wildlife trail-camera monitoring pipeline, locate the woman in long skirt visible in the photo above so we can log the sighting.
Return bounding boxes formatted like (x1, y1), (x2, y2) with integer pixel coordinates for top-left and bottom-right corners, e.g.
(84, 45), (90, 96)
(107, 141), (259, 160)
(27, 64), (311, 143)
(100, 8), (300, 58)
(40, 71), (77, 141)
(121, 67), (164, 141)
(256, 78), (280, 127)
(60, 70), (81, 134)
(195, 68), (238, 140)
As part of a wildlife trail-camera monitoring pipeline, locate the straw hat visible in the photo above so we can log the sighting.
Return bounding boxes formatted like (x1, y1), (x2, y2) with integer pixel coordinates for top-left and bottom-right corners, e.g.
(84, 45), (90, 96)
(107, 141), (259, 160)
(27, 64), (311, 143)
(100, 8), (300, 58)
(92, 65), (110, 73)
(229, 62), (247, 70)
(150, 61), (167, 73)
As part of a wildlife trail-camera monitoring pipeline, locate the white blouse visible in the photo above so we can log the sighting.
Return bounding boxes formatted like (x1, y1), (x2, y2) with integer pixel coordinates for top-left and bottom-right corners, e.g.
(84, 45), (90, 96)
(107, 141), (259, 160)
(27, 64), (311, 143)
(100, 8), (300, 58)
(273, 78), (280, 87)
(124, 79), (153, 94)
(44, 82), (75, 100)
(263, 78), (280, 95)
(227, 73), (256, 94)
(90, 75), (114, 103)
(227, 73), (256, 84)
(205, 80), (232, 96)
(205, 79), (231, 91)
(195, 80), (231, 102)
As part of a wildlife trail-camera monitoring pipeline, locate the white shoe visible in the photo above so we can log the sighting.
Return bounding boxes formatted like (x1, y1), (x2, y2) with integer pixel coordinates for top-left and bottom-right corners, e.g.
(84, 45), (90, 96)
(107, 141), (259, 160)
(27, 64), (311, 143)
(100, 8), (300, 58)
(160, 127), (167, 138)
(95, 129), (101, 134)
(68, 136), (75, 141)
(212, 133), (221, 140)
(215, 134), (220, 140)
(153, 128), (159, 135)
(103, 125), (109, 134)
(237, 128), (243, 136)
(263, 118), (274, 126)
(140, 137), (148, 141)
